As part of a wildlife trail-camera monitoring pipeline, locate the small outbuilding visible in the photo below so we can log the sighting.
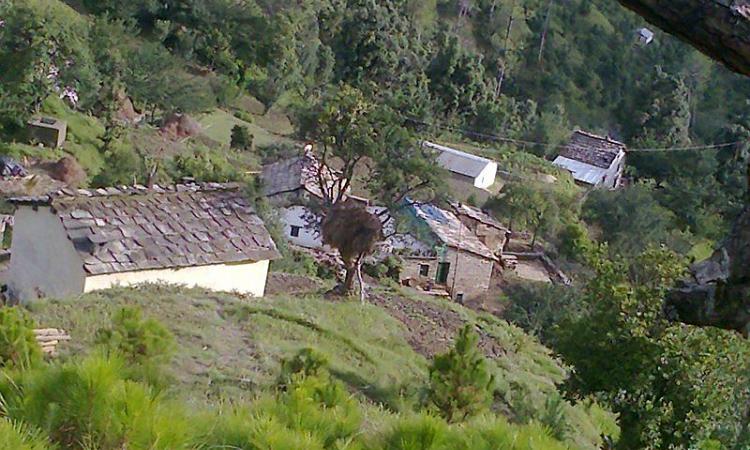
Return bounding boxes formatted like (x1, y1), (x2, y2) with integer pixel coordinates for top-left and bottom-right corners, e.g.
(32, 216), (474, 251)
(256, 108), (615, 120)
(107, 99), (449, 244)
(28, 117), (67, 148)
(552, 130), (627, 189)
(400, 202), (498, 302)
(8, 182), (280, 301)
(423, 141), (498, 190)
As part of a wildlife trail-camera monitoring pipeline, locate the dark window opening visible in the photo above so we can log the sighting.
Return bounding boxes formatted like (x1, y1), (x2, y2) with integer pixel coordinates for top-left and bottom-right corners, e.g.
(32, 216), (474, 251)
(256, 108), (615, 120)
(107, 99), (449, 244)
(456, 293), (464, 302)
(290, 226), (301, 237)
(419, 264), (430, 277)
(436, 262), (450, 284)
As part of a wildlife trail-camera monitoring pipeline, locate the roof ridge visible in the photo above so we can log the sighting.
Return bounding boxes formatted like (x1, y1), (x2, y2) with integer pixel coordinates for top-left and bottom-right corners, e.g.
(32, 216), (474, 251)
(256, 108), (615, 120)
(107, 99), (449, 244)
(9, 182), (242, 205)
(572, 130), (627, 147)
(423, 141), (493, 164)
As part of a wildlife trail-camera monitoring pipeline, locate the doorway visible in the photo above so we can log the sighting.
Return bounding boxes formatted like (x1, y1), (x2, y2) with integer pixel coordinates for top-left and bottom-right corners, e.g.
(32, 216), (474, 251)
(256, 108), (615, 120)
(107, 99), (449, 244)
(436, 262), (450, 284)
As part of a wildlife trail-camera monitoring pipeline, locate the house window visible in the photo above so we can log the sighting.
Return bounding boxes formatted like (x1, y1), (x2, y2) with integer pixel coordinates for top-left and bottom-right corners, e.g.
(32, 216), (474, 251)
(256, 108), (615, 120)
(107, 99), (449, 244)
(290, 225), (301, 237)
(419, 264), (430, 277)
(436, 262), (450, 284)
(455, 293), (464, 303)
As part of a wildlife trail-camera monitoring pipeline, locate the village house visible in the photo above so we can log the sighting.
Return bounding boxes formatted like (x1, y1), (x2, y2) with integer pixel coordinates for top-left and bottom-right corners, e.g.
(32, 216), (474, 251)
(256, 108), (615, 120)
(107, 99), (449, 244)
(28, 116), (67, 148)
(450, 202), (510, 256)
(261, 150), (346, 249)
(399, 202), (498, 302)
(7, 182), (280, 301)
(423, 141), (498, 190)
(552, 130), (627, 189)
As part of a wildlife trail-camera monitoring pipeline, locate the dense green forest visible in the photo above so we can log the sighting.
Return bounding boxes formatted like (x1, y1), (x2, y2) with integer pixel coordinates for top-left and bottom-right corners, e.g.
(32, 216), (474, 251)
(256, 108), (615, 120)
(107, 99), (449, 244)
(2, 0), (750, 449)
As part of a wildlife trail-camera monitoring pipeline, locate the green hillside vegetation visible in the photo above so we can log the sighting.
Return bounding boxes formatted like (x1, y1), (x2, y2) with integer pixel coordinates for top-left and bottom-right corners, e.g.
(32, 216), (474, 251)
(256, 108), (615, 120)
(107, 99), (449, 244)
(20, 284), (617, 449)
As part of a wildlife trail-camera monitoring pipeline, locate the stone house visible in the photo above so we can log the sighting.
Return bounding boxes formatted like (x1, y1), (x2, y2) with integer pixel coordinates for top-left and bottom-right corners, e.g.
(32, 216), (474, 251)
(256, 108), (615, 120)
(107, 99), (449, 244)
(261, 152), (344, 249)
(28, 117), (67, 148)
(552, 130), (627, 189)
(8, 182), (280, 301)
(399, 202), (498, 302)
(450, 202), (510, 256)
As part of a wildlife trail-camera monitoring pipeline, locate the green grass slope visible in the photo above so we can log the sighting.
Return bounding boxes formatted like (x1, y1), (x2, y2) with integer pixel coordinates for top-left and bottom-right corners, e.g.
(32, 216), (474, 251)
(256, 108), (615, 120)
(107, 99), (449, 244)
(28, 283), (618, 448)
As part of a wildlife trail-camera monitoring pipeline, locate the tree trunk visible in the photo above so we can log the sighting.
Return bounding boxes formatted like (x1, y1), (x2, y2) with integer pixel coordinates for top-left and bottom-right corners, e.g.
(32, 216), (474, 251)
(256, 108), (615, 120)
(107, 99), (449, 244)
(538, 0), (555, 65)
(356, 258), (365, 304)
(343, 264), (356, 294)
(616, 0), (750, 77)
(495, 0), (516, 98)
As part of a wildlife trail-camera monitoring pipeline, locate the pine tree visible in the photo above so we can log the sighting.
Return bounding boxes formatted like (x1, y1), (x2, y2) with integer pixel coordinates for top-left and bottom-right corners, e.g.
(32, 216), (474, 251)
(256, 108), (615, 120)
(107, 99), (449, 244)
(427, 325), (495, 423)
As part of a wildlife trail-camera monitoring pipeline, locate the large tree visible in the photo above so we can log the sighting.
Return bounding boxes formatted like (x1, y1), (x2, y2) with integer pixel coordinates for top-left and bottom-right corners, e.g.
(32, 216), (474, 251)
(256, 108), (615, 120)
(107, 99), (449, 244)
(299, 84), (443, 295)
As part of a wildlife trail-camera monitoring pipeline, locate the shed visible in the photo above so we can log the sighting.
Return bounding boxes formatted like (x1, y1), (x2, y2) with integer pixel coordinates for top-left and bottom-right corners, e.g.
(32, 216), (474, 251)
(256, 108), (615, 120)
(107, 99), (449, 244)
(423, 141), (498, 190)
(28, 117), (67, 148)
(8, 182), (280, 301)
(552, 130), (627, 189)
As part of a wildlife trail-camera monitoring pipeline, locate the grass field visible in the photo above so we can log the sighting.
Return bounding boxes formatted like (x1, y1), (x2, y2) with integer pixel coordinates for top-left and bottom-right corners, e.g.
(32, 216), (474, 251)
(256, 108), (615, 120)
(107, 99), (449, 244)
(199, 109), (296, 149)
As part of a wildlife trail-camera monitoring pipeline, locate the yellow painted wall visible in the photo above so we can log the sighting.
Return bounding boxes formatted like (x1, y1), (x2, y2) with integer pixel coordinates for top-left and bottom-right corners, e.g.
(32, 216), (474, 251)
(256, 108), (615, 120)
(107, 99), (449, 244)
(8, 206), (86, 301)
(83, 259), (271, 297)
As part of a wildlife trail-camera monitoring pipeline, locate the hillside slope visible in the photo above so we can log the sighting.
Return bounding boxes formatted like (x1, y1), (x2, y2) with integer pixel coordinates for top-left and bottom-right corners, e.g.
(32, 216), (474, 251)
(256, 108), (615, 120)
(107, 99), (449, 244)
(29, 281), (616, 449)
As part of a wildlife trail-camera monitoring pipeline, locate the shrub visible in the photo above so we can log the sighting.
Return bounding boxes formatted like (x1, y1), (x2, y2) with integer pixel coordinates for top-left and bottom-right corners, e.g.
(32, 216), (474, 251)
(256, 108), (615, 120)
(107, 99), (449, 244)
(230, 124), (254, 150)
(0, 419), (50, 450)
(170, 147), (240, 182)
(277, 348), (329, 389)
(557, 220), (593, 262)
(95, 306), (173, 365)
(233, 110), (255, 123)
(0, 307), (42, 371)
(427, 325), (494, 423)
(7, 354), (192, 450)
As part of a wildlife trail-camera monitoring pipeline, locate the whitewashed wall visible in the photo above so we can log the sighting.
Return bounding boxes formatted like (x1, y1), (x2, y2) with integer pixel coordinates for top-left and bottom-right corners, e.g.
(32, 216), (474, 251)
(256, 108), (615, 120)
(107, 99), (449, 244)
(281, 206), (324, 249)
(84, 260), (271, 297)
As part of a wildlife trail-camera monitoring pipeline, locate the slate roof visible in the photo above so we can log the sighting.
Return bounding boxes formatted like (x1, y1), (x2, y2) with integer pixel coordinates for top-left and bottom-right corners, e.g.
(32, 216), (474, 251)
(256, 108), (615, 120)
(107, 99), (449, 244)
(450, 202), (508, 232)
(10, 183), (280, 275)
(261, 153), (339, 199)
(559, 130), (626, 169)
(410, 203), (497, 261)
(423, 141), (495, 179)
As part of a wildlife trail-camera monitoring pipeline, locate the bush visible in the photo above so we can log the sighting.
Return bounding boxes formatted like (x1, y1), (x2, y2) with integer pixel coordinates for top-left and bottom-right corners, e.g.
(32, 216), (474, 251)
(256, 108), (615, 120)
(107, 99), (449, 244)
(557, 220), (593, 262)
(277, 348), (329, 389)
(170, 146), (240, 182)
(6, 355), (192, 450)
(0, 419), (50, 450)
(95, 306), (173, 365)
(230, 124), (254, 150)
(363, 256), (402, 281)
(0, 307), (42, 371)
(427, 325), (494, 423)
(233, 110), (255, 123)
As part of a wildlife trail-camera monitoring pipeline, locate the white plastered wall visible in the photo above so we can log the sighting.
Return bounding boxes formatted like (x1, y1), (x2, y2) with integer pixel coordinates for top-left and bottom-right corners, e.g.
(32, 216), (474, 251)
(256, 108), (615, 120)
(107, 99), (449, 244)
(8, 206), (86, 301)
(84, 259), (271, 297)
(474, 162), (498, 189)
(281, 205), (324, 249)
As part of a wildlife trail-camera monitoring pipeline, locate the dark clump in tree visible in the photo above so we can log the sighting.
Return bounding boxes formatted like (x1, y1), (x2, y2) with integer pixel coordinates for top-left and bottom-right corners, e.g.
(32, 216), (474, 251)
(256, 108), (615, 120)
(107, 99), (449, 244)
(427, 325), (494, 423)
(321, 199), (383, 298)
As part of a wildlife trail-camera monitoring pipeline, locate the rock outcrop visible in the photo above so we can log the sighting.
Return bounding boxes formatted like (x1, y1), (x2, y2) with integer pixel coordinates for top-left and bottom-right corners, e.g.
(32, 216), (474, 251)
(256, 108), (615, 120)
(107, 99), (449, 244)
(666, 205), (750, 333)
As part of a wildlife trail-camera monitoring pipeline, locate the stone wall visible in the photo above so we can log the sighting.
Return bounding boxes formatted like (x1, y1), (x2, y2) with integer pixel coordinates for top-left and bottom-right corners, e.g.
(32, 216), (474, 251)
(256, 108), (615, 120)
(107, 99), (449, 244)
(402, 248), (494, 301)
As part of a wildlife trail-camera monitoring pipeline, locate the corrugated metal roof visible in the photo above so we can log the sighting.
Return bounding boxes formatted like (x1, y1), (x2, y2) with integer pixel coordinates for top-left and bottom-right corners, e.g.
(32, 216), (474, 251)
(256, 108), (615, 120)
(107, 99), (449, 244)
(410, 202), (497, 261)
(423, 141), (494, 178)
(552, 156), (608, 186)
